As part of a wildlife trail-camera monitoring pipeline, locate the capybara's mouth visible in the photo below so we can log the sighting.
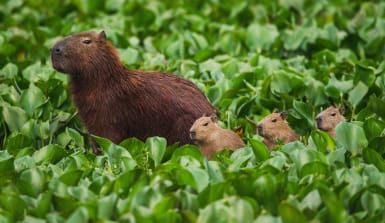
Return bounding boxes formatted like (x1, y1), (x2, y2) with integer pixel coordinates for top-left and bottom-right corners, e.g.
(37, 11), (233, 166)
(51, 61), (64, 73)
(257, 127), (263, 137)
(50, 56), (65, 73)
(316, 120), (325, 131)
(190, 138), (199, 145)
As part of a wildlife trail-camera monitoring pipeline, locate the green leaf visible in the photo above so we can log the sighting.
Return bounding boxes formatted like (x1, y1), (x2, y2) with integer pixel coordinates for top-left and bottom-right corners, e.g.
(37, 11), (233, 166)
(354, 63), (375, 87)
(173, 165), (209, 193)
(17, 167), (46, 197)
(301, 161), (329, 177)
(198, 182), (234, 207)
(20, 83), (46, 116)
(361, 191), (385, 217)
(65, 207), (89, 223)
(249, 139), (270, 161)
(146, 136), (167, 167)
(292, 100), (314, 130)
(318, 184), (348, 222)
(279, 202), (308, 223)
(309, 130), (336, 153)
(246, 23), (279, 50)
(336, 122), (368, 156)
(120, 47), (139, 65)
(14, 155), (35, 172)
(363, 118), (385, 140)
(253, 173), (280, 213)
(270, 71), (305, 95)
(1, 63), (18, 79)
(35, 192), (53, 218)
(2, 105), (28, 132)
(0, 152), (14, 173)
(348, 81), (368, 107)
(94, 135), (137, 173)
(363, 148), (385, 172)
(4, 133), (33, 155)
(171, 144), (204, 163)
(33, 144), (67, 164)
(222, 59), (239, 79)
(0, 194), (27, 222)
(98, 194), (117, 219)
(198, 196), (254, 223)
(66, 128), (85, 147)
(59, 170), (83, 186)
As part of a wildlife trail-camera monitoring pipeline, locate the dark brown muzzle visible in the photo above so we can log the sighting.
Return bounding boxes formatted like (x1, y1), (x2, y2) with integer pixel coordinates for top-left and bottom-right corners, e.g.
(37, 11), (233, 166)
(257, 125), (263, 136)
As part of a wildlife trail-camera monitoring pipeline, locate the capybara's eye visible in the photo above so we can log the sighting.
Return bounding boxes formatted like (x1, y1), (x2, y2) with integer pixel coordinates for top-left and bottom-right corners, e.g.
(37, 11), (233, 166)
(83, 39), (92, 44)
(331, 112), (336, 116)
(271, 118), (277, 123)
(203, 122), (209, 126)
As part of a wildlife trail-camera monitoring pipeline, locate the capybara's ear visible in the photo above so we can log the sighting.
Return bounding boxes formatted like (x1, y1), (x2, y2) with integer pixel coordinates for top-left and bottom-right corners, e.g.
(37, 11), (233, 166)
(99, 31), (106, 43)
(338, 106), (345, 115)
(210, 115), (218, 123)
(280, 111), (288, 120)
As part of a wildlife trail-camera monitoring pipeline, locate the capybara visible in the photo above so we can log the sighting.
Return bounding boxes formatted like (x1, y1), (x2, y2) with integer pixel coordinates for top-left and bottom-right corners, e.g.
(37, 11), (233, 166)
(189, 116), (245, 158)
(257, 112), (298, 149)
(316, 106), (346, 137)
(50, 31), (216, 154)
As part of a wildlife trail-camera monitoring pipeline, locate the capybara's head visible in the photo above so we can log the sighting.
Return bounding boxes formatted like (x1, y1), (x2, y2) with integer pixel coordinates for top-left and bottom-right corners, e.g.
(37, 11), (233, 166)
(50, 31), (119, 76)
(189, 115), (218, 145)
(257, 112), (288, 137)
(316, 106), (346, 136)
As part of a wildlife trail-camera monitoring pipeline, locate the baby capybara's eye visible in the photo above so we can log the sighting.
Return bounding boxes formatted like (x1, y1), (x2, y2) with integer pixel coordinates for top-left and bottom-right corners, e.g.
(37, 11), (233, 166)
(82, 39), (92, 44)
(271, 118), (277, 123)
(203, 122), (209, 126)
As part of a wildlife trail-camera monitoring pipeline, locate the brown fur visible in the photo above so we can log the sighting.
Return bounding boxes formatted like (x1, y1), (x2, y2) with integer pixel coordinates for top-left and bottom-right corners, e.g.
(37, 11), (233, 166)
(50, 31), (216, 154)
(316, 106), (346, 137)
(257, 112), (298, 150)
(189, 116), (245, 159)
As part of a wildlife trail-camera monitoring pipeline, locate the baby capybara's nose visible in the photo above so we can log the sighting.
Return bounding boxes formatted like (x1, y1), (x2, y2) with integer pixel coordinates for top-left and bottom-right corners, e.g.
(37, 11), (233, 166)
(51, 44), (64, 55)
(257, 125), (263, 135)
(190, 131), (196, 139)
(316, 117), (322, 127)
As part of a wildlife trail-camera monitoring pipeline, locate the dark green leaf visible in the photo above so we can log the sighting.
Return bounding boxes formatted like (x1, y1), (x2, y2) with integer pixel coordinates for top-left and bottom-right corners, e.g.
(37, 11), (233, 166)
(279, 202), (308, 223)
(336, 122), (368, 156)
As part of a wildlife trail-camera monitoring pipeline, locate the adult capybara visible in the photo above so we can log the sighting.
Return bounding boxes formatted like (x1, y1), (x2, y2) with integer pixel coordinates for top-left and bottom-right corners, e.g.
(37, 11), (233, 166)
(257, 112), (298, 150)
(50, 31), (216, 154)
(316, 106), (346, 137)
(189, 116), (245, 159)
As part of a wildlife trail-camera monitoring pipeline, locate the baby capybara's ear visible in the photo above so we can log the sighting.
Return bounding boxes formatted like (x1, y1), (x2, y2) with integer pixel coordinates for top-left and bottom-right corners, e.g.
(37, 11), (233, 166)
(280, 111), (288, 120)
(338, 106), (345, 115)
(99, 31), (107, 43)
(210, 115), (218, 123)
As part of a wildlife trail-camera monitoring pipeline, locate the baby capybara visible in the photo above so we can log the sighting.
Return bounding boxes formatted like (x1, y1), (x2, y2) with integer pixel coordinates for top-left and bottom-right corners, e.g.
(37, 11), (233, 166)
(50, 31), (216, 154)
(189, 116), (245, 159)
(257, 112), (298, 150)
(316, 106), (346, 137)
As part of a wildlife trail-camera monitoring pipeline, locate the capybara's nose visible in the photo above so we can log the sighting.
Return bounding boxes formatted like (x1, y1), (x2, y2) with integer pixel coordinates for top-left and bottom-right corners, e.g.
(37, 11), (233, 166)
(257, 125), (263, 135)
(190, 131), (196, 139)
(51, 44), (64, 55)
(316, 117), (322, 127)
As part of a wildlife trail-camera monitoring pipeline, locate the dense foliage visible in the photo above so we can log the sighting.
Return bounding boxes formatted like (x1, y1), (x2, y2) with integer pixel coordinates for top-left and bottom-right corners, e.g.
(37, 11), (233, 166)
(1, 0), (385, 222)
